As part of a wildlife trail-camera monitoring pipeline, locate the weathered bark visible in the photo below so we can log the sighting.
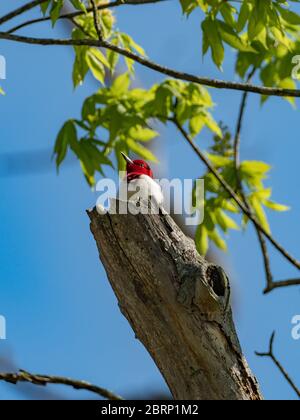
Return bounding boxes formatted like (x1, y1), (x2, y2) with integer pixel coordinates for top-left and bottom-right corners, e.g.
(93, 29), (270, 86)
(88, 200), (262, 400)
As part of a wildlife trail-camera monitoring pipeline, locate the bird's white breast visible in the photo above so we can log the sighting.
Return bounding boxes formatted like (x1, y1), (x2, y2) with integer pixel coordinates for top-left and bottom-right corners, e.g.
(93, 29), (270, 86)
(119, 175), (164, 207)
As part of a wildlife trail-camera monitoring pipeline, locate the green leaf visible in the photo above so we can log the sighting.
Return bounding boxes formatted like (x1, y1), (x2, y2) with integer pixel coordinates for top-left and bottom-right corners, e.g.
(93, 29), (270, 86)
(240, 160), (271, 189)
(70, 0), (87, 13)
(120, 33), (146, 57)
(54, 120), (76, 169)
(90, 48), (110, 68)
(203, 113), (222, 137)
(50, 0), (64, 26)
(111, 73), (131, 97)
(127, 139), (158, 162)
(202, 29), (210, 57)
(201, 17), (224, 69)
(107, 37), (120, 74)
(86, 50), (105, 84)
(220, 3), (236, 28)
(72, 28), (89, 87)
(221, 199), (239, 213)
(81, 95), (96, 121)
(250, 196), (271, 233)
(204, 173), (220, 193)
(208, 229), (227, 251)
(100, 9), (115, 38)
(81, 139), (113, 167)
(236, 1), (250, 33)
(204, 209), (216, 232)
(118, 32), (146, 73)
(278, 77), (297, 106)
(41, 0), (51, 15)
(276, 5), (300, 25)
(189, 114), (205, 137)
(254, 188), (272, 200)
(216, 209), (239, 232)
(206, 153), (232, 168)
(151, 84), (174, 119)
(129, 126), (158, 142)
(72, 51), (88, 87)
(263, 200), (290, 212)
(248, 0), (266, 41)
(180, 0), (201, 16)
(217, 20), (255, 52)
(195, 224), (209, 256)
(241, 160), (271, 175)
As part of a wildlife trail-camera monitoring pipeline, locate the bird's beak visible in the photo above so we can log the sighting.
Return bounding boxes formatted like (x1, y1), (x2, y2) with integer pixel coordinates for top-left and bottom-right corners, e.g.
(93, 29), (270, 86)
(121, 152), (134, 165)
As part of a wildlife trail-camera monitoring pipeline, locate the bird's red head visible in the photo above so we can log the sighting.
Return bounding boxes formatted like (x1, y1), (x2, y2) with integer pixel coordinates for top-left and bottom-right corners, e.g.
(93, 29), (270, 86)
(121, 153), (153, 182)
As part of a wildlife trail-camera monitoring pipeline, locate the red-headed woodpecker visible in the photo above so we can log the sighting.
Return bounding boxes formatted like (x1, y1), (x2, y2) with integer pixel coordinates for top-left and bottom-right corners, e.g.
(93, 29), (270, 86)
(119, 152), (164, 208)
(96, 153), (163, 215)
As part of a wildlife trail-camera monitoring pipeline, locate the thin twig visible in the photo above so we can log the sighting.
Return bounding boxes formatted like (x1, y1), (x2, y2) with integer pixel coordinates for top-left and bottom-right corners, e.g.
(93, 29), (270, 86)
(171, 119), (300, 271)
(0, 369), (124, 400)
(90, 0), (103, 40)
(256, 234), (274, 290)
(70, 17), (91, 38)
(0, 31), (300, 99)
(0, 0), (47, 26)
(264, 278), (300, 293)
(256, 332), (300, 399)
(7, 0), (170, 34)
(233, 67), (257, 172)
(232, 70), (300, 294)
(233, 67), (274, 291)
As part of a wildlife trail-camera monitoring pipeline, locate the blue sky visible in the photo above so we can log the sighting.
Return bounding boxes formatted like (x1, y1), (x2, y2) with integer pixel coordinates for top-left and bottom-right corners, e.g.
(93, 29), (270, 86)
(0, 0), (300, 400)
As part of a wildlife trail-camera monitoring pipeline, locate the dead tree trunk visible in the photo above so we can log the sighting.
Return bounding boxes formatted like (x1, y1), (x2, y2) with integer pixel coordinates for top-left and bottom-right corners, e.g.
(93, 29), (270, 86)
(88, 200), (262, 400)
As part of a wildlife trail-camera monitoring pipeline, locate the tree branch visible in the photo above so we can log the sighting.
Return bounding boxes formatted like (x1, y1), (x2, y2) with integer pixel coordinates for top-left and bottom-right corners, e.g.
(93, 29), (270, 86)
(7, 0), (170, 34)
(0, 0), (47, 26)
(264, 278), (300, 293)
(171, 119), (300, 273)
(232, 67), (274, 291)
(231, 76), (300, 294)
(233, 67), (256, 176)
(0, 31), (299, 99)
(88, 201), (262, 400)
(256, 332), (300, 399)
(0, 369), (123, 400)
(90, 0), (103, 40)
